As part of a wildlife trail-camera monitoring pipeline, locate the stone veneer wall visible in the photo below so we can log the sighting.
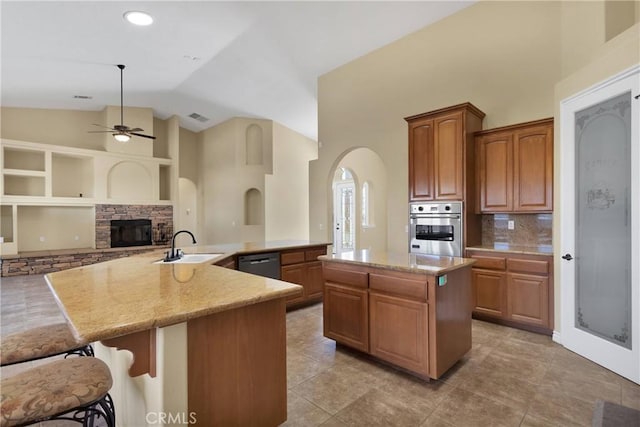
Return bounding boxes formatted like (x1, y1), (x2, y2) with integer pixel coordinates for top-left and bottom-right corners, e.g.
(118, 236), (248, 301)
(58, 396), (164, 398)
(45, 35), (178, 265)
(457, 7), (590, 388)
(95, 204), (173, 249)
(1, 247), (159, 277)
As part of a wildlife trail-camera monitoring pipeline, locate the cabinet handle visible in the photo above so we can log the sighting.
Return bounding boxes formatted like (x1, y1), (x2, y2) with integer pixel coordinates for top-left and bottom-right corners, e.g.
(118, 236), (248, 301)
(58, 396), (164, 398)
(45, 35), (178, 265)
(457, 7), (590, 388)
(561, 253), (573, 261)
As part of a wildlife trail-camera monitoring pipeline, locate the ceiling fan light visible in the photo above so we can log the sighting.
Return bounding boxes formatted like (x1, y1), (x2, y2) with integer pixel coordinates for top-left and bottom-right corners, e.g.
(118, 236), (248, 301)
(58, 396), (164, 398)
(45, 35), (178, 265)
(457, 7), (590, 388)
(114, 133), (131, 143)
(124, 11), (153, 26)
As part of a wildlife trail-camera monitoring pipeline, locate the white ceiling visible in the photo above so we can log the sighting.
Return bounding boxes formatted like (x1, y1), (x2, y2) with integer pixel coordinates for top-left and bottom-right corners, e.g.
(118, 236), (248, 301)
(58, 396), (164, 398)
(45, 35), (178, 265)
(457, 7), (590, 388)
(1, 1), (473, 141)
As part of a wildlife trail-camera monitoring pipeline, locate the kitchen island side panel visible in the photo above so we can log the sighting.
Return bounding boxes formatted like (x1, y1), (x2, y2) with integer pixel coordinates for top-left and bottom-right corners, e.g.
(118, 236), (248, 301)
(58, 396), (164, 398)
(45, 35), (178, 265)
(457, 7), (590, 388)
(430, 266), (472, 379)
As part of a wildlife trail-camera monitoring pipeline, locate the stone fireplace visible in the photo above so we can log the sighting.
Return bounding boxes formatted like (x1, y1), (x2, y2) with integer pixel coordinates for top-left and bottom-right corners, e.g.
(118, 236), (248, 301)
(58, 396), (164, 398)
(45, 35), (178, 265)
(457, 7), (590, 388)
(95, 204), (173, 249)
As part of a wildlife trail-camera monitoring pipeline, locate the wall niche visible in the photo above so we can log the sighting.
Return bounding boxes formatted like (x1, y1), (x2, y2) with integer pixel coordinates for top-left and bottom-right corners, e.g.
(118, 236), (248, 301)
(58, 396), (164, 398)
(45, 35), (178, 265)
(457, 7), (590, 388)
(244, 188), (263, 225)
(245, 124), (264, 165)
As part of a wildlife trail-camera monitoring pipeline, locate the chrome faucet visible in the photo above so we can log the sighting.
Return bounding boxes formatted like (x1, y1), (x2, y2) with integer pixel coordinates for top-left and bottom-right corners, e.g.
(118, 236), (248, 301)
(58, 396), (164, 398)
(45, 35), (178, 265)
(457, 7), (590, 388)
(164, 230), (197, 262)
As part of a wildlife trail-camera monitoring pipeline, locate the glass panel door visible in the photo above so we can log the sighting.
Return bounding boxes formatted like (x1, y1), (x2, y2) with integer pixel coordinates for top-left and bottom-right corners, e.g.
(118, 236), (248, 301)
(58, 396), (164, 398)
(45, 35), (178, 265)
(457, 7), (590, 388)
(575, 92), (631, 349)
(560, 65), (639, 383)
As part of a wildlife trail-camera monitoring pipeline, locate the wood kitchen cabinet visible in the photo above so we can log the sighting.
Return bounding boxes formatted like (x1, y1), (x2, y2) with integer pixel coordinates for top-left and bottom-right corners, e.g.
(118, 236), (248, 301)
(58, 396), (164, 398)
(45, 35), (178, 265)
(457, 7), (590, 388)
(369, 269), (429, 376)
(467, 249), (553, 334)
(322, 263), (369, 352)
(471, 268), (506, 318)
(476, 118), (553, 213)
(406, 103), (485, 202)
(322, 258), (472, 380)
(281, 245), (327, 308)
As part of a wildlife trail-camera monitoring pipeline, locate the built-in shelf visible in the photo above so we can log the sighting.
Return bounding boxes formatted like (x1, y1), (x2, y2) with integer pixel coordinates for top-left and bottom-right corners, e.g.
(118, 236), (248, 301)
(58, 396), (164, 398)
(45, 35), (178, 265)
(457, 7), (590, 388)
(1, 138), (174, 256)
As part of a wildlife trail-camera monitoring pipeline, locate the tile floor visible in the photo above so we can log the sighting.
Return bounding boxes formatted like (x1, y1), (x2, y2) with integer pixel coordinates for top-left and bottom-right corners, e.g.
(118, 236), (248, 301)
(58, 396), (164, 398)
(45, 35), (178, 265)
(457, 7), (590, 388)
(1, 274), (639, 426)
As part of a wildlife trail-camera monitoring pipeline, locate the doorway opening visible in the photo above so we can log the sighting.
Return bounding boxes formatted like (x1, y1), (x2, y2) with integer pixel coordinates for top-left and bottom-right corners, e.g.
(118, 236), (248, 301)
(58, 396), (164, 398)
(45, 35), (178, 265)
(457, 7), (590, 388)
(332, 167), (356, 254)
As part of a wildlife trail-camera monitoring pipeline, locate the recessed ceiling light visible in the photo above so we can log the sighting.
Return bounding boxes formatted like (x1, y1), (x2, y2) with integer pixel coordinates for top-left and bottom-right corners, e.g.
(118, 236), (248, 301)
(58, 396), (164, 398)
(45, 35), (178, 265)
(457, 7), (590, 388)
(124, 11), (153, 26)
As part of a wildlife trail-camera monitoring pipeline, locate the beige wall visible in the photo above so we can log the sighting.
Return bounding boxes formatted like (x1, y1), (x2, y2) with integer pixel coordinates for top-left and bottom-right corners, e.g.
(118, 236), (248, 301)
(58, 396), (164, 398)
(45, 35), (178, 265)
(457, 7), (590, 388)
(198, 118), (273, 244)
(17, 206), (94, 251)
(197, 117), (315, 245)
(1, 107), (105, 150)
(265, 122), (317, 241)
(313, 1), (569, 253)
(552, 23), (640, 334)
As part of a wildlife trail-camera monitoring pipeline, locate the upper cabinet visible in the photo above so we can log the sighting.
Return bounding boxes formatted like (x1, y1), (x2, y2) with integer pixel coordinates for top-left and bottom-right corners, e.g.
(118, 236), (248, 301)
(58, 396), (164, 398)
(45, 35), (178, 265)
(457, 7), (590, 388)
(476, 118), (553, 213)
(406, 103), (485, 202)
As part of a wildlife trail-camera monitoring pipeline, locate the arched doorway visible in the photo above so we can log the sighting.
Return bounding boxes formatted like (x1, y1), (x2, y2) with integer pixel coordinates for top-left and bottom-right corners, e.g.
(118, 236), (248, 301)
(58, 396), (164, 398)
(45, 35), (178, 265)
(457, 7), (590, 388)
(332, 167), (356, 253)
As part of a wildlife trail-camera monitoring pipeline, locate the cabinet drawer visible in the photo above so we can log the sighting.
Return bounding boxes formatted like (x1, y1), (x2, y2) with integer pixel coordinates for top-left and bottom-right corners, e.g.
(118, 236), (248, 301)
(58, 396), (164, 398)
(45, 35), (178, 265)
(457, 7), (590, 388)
(281, 250), (305, 265)
(507, 258), (549, 275)
(470, 255), (506, 270)
(369, 272), (427, 301)
(305, 247), (327, 261)
(323, 264), (368, 289)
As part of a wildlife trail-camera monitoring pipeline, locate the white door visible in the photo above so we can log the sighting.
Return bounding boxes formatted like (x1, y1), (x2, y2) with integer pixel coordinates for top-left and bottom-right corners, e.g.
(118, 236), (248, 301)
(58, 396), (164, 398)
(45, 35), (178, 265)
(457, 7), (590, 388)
(333, 181), (355, 254)
(560, 65), (639, 383)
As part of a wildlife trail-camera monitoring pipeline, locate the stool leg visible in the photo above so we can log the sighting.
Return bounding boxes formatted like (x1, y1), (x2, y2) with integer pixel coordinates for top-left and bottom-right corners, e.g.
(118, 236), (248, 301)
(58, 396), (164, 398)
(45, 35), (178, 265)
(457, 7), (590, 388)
(64, 344), (95, 358)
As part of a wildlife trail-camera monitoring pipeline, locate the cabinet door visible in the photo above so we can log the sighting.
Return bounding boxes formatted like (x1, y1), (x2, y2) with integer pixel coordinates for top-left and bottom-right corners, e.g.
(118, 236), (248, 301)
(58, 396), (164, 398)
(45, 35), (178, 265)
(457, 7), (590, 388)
(507, 273), (549, 328)
(306, 261), (324, 300)
(369, 292), (429, 376)
(433, 112), (464, 200)
(477, 132), (513, 212)
(323, 283), (369, 352)
(281, 264), (306, 305)
(513, 124), (553, 211)
(409, 120), (435, 201)
(471, 268), (506, 318)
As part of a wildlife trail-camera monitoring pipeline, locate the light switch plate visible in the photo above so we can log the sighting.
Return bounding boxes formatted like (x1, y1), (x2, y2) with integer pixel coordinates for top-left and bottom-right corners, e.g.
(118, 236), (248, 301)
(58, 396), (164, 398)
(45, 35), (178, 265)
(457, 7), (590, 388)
(508, 220), (515, 230)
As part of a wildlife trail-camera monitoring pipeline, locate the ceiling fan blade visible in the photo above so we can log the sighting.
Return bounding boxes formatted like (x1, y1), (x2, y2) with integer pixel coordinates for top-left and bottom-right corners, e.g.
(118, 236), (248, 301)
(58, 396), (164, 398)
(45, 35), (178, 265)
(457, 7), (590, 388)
(92, 123), (114, 130)
(87, 130), (115, 133)
(128, 127), (144, 132)
(130, 132), (156, 140)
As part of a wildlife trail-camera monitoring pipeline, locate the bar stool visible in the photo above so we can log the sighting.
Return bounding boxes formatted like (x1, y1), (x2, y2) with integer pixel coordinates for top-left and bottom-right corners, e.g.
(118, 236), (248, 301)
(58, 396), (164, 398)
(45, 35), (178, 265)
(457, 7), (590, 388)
(0, 357), (115, 426)
(0, 323), (93, 367)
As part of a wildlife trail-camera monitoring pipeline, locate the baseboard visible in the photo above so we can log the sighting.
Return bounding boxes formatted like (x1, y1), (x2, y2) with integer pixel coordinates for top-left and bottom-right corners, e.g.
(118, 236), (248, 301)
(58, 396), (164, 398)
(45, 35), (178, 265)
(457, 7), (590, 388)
(552, 330), (562, 344)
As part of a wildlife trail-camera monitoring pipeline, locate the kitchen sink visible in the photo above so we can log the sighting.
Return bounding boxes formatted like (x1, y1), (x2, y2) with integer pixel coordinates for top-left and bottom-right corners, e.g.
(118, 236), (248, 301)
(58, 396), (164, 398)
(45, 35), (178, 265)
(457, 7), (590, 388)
(153, 254), (223, 264)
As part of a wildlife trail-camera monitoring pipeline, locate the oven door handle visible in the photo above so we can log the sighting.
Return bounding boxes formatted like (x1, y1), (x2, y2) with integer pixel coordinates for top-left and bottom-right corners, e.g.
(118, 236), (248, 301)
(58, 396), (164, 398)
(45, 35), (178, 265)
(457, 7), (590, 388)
(411, 214), (461, 220)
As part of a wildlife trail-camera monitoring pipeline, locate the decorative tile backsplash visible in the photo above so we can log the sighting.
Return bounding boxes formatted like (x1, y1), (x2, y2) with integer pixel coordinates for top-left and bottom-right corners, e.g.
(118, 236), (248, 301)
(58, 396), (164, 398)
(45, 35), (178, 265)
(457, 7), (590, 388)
(482, 214), (552, 247)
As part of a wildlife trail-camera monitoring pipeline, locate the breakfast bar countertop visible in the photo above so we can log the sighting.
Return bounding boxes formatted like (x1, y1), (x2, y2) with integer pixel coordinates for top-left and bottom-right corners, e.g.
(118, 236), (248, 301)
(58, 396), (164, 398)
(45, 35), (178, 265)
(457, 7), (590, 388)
(45, 250), (302, 343)
(319, 249), (475, 275)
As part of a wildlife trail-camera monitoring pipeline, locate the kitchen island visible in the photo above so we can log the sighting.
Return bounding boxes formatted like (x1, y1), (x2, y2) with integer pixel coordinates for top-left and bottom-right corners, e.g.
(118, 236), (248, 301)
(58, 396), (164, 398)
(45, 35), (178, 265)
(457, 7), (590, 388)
(320, 250), (475, 380)
(44, 242), (324, 427)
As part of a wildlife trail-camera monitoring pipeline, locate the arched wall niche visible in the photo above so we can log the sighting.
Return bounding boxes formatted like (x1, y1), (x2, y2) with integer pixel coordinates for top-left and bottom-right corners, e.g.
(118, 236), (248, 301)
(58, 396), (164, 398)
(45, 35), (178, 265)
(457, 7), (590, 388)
(246, 124), (264, 165)
(245, 188), (263, 225)
(107, 161), (152, 199)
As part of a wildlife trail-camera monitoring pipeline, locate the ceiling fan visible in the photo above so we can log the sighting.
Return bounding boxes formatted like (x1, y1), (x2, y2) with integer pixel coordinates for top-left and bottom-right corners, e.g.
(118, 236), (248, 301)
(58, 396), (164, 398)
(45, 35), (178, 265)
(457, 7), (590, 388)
(89, 64), (155, 142)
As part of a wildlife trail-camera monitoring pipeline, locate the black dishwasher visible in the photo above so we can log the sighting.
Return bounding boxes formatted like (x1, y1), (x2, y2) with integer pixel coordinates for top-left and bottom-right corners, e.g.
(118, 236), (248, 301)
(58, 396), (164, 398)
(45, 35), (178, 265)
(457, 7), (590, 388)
(237, 252), (281, 279)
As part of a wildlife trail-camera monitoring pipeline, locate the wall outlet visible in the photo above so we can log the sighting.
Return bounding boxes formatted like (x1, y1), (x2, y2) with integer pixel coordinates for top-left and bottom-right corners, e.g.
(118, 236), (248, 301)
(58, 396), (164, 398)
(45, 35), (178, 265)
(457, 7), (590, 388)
(74, 235), (80, 241)
(319, 223), (324, 230)
(508, 220), (515, 230)
(39, 236), (46, 242)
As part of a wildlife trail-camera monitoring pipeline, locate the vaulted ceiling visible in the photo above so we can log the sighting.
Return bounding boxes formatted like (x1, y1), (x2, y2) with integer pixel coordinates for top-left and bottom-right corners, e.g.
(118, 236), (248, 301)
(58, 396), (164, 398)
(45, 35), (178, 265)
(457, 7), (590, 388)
(1, 1), (473, 140)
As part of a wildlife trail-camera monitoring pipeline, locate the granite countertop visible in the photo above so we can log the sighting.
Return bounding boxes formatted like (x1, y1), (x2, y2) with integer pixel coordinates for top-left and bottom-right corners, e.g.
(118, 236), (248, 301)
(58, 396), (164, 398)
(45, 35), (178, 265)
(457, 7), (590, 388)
(466, 244), (553, 256)
(319, 250), (475, 275)
(45, 249), (303, 343)
(185, 240), (330, 256)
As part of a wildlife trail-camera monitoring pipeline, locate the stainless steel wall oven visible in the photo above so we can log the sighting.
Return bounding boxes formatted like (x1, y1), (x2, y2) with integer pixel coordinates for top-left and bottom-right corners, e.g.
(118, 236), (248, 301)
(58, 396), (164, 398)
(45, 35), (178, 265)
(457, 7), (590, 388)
(409, 202), (463, 257)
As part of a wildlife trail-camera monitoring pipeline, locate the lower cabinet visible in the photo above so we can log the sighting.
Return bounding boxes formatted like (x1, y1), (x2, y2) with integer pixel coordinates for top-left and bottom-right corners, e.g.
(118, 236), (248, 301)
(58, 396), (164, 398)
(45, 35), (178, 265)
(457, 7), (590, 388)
(321, 260), (472, 380)
(471, 269), (506, 318)
(323, 283), (369, 352)
(467, 249), (553, 334)
(369, 292), (428, 376)
(280, 246), (327, 308)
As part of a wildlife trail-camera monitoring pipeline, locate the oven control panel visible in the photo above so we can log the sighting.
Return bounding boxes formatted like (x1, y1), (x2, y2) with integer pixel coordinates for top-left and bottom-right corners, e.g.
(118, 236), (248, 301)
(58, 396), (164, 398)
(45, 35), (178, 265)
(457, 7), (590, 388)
(410, 202), (462, 215)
